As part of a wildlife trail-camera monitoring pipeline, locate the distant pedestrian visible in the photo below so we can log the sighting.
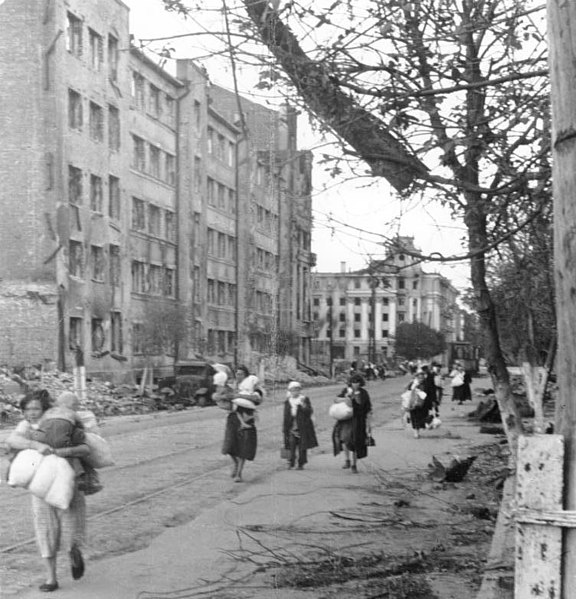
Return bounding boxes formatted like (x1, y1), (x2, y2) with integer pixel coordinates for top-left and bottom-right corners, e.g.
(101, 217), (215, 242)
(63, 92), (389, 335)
(406, 370), (433, 438)
(221, 366), (261, 482)
(282, 381), (318, 470)
(450, 362), (471, 404)
(432, 363), (444, 416)
(332, 373), (372, 473)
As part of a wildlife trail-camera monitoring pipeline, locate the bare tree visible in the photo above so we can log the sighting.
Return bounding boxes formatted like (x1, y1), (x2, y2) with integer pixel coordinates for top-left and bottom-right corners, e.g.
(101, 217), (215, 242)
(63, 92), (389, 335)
(157, 0), (551, 450)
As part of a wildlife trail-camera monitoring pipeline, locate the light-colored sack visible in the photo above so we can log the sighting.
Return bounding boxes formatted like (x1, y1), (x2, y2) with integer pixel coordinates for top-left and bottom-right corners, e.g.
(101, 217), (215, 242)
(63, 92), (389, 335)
(329, 402), (353, 421)
(28, 454), (75, 509)
(401, 390), (412, 411)
(7, 449), (43, 488)
(451, 374), (464, 387)
(84, 432), (115, 469)
(408, 389), (427, 410)
(77, 410), (100, 433)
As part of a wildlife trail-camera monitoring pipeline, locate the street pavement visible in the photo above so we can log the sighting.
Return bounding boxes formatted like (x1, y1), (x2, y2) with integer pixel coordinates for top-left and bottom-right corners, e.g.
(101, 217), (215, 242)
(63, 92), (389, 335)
(5, 380), (491, 599)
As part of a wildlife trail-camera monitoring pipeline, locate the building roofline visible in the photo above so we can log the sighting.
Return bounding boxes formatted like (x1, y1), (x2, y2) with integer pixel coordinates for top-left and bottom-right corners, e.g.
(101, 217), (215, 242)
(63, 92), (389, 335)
(208, 105), (241, 134)
(130, 47), (185, 88)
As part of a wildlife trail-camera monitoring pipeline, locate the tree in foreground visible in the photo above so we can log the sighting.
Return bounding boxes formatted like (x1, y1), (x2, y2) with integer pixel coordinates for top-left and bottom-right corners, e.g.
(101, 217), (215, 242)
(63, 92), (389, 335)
(158, 0), (552, 450)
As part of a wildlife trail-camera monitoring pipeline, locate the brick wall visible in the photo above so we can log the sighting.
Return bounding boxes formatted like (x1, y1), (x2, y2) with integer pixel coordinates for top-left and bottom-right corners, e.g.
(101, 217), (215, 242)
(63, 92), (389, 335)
(0, 282), (58, 366)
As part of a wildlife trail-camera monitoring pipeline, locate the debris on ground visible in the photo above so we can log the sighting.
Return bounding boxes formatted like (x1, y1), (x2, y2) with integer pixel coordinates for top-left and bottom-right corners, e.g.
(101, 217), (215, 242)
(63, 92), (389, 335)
(428, 455), (478, 483)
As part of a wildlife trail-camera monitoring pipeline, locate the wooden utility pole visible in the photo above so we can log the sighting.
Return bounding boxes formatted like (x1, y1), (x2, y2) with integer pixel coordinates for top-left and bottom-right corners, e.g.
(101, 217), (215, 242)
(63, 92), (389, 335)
(548, 2), (576, 596)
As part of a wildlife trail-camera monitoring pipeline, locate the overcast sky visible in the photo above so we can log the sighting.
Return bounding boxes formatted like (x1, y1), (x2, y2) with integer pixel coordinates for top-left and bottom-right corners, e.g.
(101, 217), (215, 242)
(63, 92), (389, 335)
(123, 1), (471, 290)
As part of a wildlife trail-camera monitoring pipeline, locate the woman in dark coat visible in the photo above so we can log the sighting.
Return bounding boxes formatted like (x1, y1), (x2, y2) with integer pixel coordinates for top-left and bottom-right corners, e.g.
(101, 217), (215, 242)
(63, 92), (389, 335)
(222, 366), (260, 482)
(408, 370), (434, 438)
(332, 373), (372, 473)
(282, 381), (318, 470)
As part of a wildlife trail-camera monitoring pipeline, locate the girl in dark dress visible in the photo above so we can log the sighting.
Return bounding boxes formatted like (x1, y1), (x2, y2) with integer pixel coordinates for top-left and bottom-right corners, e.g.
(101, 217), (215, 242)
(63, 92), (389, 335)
(332, 374), (372, 473)
(282, 381), (318, 469)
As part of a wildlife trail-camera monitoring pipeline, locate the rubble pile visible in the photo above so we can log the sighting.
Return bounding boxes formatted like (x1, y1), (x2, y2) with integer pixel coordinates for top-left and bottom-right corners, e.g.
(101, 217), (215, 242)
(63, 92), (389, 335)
(0, 367), (171, 424)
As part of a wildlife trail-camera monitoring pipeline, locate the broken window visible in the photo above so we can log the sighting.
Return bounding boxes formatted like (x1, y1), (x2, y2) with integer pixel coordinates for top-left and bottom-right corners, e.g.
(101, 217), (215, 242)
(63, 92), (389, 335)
(207, 228), (215, 255)
(217, 183), (226, 210)
(207, 177), (216, 206)
(69, 240), (84, 277)
(218, 281), (226, 305)
(108, 34), (119, 82)
(108, 175), (120, 220)
(132, 135), (146, 171)
(131, 260), (147, 294)
(228, 189), (236, 214)
(89, 101), (104, 142)
(108, 105), (120, 151)
(91, 245), (105, 281)
(66, 12), (82, 57)
(149, 145), (160, 178)
(164, 267), (175, 297)
(90, 174), (103, 212)
(131, 71), (145, 109)
(149, 264), (163, 295)
(218, 232), (226, 258)
(132, 322), (144, 354)
(109, 244), (120, 286)
(165, 211), (175, 242)
(110, 311), (123, 353)
(68, 165), (83, 205)
(165, 153), (175, 186)
(148, 204), (161, 237)
(148, 84), (161, 118)
(227, 141), (235, 167)
(91, 318), (105, 352)
(68, 89), (83, 130)
(165, 94), (175, 126)
(207, 279), (215, 303)
(207, 127), (214, 153)
(131, 197), (146, 231)
(89, 28), (103, 71)
(69, 317), (83, 350)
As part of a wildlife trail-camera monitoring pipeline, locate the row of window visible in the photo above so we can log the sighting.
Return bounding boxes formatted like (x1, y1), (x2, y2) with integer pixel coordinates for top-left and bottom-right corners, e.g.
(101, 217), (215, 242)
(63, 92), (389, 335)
(314, 312), (391, 323)
(69, 312), (123, 354)
(206, 329), (236, 355)
(207, 279), (236, 306)
(131, 197), (176, 242)
(131, 261), (176, 297)
(66, 12), (119, 81)
(132, 135), (176, 185)
(207, 178), (236, 214)
(207, 228), (236, 262)
(68, 167), (120, 219)
(131, 71), (176, 127)
(326, 329), (390, 339)
(207, 127), (235, 167)
(69, 241), (120, 284)
(315, 297), (392, 307)
(68, 89), (120, 150)
(323, 277), (418, 292)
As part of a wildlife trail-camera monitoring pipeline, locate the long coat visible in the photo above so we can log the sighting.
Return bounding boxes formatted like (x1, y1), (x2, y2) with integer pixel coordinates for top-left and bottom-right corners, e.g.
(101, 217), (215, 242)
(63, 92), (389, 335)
(332, 387), (372, 459)
(283, 396), (318, 451)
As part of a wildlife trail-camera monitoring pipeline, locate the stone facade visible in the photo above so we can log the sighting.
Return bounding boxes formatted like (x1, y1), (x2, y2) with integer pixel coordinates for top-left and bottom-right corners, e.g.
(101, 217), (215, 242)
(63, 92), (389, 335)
(311, 238), (461, 369)
(0, 0), (314, 380)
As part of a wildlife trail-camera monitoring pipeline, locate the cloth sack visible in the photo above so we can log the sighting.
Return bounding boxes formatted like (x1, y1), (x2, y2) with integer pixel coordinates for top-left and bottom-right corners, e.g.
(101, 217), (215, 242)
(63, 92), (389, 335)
(408, 389), (426, 410)
(8, 449), (75, 510)
(329, 402), (353, 421)
(84, 432), (115, 469)
(451, 374), (464, 387)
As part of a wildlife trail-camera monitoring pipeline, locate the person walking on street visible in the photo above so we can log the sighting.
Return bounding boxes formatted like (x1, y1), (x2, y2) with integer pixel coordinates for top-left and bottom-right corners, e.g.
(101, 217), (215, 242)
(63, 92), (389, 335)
(332, 373), (372, 473)
(406, 370), (433, 439)
(6, 390), (89, 593)
(282, 381), (318, 470)
(222, 366), (261, 482)
(432, 363), (444, 416)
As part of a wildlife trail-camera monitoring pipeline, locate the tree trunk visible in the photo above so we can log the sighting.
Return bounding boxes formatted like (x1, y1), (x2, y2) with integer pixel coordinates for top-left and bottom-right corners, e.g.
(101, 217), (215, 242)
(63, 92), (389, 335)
(548, 3), (576, 596)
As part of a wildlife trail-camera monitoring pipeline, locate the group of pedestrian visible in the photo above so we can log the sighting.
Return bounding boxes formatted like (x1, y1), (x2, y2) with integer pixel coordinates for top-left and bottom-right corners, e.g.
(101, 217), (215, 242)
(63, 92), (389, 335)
(220, 367), (374, 480)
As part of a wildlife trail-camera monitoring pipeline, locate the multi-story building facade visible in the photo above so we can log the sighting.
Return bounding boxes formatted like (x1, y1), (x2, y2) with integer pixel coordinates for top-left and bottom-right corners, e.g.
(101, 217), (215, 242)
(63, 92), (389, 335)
(0, 0), (313, 380)
(311, 238), (461, 369)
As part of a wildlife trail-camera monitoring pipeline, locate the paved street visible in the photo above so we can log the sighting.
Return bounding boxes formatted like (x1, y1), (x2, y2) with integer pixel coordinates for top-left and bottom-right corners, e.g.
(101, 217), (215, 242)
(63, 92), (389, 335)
(0, 375), (488, 597)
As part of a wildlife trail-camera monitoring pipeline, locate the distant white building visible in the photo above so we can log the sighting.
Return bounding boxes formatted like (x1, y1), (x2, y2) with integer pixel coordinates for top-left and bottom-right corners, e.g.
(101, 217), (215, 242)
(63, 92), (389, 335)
(311, 237), (461, 369)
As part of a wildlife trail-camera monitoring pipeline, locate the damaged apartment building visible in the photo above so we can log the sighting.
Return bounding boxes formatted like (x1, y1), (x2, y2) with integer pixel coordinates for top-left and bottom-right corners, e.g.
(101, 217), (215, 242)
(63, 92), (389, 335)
(0, 0), (315, 381)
